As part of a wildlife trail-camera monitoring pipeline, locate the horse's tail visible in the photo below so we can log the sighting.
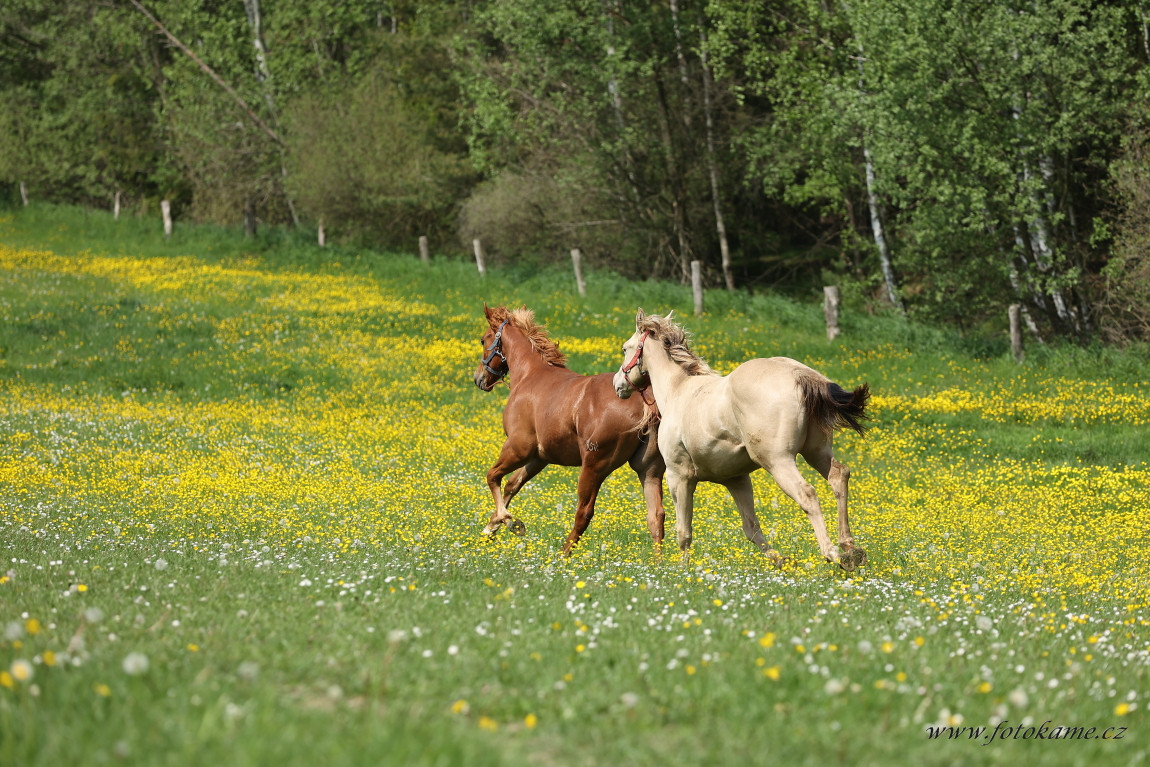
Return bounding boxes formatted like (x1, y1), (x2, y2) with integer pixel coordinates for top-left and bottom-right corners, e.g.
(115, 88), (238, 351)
(799, 376), (871, 437)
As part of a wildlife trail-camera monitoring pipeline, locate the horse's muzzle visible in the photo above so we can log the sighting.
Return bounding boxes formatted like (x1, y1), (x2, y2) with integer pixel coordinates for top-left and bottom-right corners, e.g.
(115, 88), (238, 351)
(474, 368), (498, 391)
(612, 370), (634, 399)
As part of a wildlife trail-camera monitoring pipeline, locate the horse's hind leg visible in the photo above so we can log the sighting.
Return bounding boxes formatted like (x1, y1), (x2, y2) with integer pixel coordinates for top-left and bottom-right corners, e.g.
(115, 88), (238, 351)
(765, 457), (842, 566)
(562, 457), (612, 555)
(802, 446), (866, 570)
(720, 475), (786, 567)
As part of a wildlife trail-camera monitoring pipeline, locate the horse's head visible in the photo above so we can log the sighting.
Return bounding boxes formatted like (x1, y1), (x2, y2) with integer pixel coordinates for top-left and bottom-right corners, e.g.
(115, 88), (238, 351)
(474, 304), (511, 391)
(613, 308), (655, 399)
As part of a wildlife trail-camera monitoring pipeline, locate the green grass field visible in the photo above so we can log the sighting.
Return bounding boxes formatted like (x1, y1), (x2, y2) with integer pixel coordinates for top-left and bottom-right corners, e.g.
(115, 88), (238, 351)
(1, 205), (1147, 766)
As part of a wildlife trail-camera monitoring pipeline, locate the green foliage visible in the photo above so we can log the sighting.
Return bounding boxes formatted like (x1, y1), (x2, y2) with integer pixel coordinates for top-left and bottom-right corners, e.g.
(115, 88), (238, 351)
(3, 1), (1150, 341)
(285, 62), (472, 249)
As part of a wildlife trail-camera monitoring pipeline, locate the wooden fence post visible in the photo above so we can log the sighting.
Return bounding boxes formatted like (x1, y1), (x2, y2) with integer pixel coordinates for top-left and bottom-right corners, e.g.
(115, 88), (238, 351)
(161, 200), (172, 239)
(419, 235), (430, 264)
(691, 260), (704, 316)
(20, 181), (28, 206)
(1009, 304), (1024, 362)
(113, 191), (121, 220)
(318, 220), (326, 247)
(473, 238), (487, 277)
(824, 286), (841, 341)
(243, 198), (256, 239)
(571, 248), (587, 297)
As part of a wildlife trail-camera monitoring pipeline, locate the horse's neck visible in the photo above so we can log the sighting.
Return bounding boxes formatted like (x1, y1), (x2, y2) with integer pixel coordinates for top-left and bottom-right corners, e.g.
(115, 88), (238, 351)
(504, 330), (553, 376)
(646, 344), (692, 401)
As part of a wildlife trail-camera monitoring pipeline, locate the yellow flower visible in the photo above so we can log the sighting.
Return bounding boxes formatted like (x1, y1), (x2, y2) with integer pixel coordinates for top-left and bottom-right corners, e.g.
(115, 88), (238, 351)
(977, 681), (992, 693)
(187, 644), (200, 652)
(763, 666), (781, 681)
(524, 713), (538, 729)
(451, 699), (469, 715)
(76, 584), (87, 593)
(1115, 702), (1131, 716)
(0, 671), (13, 689)
(758, 632), (776, 649)
(478, 716), (498, 732)
(41, 651), (56, 667)
(24, 619), (40, 636)
(93, 683), (111, 697)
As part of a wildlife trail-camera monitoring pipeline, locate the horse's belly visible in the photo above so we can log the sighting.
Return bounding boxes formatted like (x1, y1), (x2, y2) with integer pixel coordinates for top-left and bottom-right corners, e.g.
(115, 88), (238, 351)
(690, 444), (758, 480)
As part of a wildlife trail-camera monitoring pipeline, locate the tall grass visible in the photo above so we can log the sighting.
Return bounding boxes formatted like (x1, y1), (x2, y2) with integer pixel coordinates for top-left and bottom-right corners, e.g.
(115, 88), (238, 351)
(0, 205), (1147, 766)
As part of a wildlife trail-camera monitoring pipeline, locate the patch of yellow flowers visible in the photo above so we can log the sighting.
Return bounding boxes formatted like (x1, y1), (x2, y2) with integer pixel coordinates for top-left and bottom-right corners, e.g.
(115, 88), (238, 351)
(0, 241), (1146, 627)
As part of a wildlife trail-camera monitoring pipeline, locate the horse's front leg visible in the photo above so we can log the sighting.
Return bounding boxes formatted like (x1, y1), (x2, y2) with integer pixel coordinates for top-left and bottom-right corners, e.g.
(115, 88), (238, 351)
(482, 443), (530, 537)
(666, 471), (697, 555)
(499, 458), (547, 536)
(628, 432), (667, 546)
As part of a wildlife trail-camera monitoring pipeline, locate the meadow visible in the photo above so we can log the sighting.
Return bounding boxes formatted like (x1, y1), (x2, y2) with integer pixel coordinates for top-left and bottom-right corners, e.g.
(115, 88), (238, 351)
(0, 205), (1146, 766)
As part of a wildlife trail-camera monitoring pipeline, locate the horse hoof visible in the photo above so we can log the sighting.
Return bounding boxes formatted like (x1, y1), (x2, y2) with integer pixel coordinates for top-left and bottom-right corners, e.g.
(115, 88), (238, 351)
(509, 518), (526, 536)
(837, 545), (867, 571)
(765, 550), (791, 569)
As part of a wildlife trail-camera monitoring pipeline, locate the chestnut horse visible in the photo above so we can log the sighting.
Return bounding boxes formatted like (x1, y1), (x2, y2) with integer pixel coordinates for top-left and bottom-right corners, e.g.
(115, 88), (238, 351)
(613, 309), (870, 570)
(474, 305), (666, 553)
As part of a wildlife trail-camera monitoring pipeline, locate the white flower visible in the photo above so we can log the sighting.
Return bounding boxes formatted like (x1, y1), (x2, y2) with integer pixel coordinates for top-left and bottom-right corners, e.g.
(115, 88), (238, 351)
(825, 678), (847, 696)
(975, 615), (993, 632)
(122, 652), (149, 676)
(154, 559), (168, 571)
(10, 659), (33, 682)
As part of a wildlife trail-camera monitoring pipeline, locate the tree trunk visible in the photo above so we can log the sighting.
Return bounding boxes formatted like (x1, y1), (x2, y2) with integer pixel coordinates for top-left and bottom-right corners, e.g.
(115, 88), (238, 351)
(699, 33), (734, 290)
(243, 0), (301, 227)
(843, 3), (903, 313)
(668, 0), (692, 128)
(864, 146), (902, 311)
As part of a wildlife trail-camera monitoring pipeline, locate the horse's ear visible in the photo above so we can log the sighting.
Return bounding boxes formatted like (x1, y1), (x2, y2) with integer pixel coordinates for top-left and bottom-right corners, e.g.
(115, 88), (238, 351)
(635, 307), (646, 328)
(483, 303), (493, 320)
(665, 309), (675, 321)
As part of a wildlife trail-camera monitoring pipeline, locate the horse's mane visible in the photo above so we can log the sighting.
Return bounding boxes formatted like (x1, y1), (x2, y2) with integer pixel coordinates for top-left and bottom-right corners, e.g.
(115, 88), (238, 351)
(637, 312), (719, 377)
(488, 305), (568, 367)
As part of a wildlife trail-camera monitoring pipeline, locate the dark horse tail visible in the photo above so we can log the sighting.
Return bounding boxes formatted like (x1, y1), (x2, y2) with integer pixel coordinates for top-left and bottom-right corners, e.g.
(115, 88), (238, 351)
(799, 377), (871, 437)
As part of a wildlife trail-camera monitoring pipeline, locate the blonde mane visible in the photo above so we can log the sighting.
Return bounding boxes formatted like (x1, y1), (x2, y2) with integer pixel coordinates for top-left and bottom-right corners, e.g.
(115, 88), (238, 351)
(488, 306), (568, 367)
(637, 313), (718, 377)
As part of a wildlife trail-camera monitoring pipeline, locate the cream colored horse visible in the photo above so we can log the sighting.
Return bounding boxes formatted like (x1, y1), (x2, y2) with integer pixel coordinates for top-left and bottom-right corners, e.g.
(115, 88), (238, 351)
(612, 309), (870, 570)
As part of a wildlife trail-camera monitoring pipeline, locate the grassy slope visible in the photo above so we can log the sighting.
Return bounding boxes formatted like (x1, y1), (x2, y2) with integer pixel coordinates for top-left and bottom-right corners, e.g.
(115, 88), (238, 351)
(0, 205), (1147, 766)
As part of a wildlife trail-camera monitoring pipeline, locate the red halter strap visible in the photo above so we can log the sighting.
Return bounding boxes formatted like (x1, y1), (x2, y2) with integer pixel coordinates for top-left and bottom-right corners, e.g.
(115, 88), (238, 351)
(621, 331), (657, 410)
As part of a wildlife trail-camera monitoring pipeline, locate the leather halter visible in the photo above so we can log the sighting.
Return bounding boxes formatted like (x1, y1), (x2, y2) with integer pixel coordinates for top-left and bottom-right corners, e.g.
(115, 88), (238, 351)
(621, 331), (657, 409)
(481, 319), (511, 380)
